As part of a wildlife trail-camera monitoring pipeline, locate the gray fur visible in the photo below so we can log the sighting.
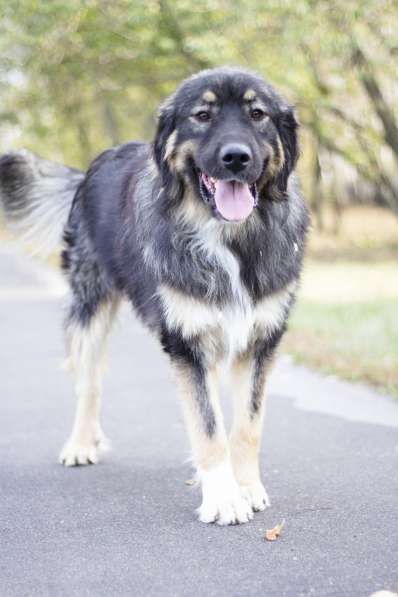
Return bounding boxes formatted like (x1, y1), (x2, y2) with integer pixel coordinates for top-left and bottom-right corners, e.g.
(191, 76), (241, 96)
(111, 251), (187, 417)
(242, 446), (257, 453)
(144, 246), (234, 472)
(0, 149), (83, 255)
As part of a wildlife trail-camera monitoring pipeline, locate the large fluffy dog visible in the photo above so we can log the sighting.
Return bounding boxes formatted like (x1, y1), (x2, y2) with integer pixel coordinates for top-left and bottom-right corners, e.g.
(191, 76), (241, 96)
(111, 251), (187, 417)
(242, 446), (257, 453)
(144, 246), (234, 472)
(0, 67), (309, 525)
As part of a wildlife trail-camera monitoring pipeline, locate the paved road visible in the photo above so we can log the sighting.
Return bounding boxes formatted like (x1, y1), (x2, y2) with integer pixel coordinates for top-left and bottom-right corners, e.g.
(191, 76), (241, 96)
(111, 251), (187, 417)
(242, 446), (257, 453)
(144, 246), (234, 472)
(0, 244), (397, 597)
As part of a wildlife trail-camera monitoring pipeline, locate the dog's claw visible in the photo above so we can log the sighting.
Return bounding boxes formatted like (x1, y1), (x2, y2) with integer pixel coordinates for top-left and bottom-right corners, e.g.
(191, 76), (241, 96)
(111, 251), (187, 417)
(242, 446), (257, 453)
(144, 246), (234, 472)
(239, 482), (270, 512)
(198, 493), (254, 525)
(59, 431), (109, 467)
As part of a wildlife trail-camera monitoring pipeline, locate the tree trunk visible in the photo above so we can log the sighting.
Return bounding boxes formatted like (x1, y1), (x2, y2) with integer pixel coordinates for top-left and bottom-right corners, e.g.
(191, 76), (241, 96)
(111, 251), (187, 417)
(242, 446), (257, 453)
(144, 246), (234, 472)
(310, 135), (324, 231)
(75, 113), (92, 167)
(101, 98), (120, 147)
(352, 45), (398, 164)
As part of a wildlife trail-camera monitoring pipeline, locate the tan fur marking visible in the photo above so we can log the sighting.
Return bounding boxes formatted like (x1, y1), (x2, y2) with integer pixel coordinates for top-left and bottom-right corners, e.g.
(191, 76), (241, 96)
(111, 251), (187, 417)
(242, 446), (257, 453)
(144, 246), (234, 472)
(258, 137), (284, 183)
(172, 364), (228, 470)
(268, 143), (283, 178)
(202, 90), (217, 103)
(275, 134), (285, 170)
(160, 280), (296, 365)
(261, 135), (285, 182)
(147, 157), (159, 179)
(243, 88), (256, 101)
(264, 141), (276, 175)
(174, 189), (212, 228)
(60, 296), (120, 466)
(65, 298), (120, 374)
(174, 140), (197, 174)
(229, 354), (275, 485)
(164, 130), (178, 162)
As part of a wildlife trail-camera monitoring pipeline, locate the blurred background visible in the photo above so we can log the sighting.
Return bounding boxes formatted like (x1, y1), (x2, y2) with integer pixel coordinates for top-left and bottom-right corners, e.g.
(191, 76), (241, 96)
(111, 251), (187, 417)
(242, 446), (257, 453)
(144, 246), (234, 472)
(0, 0), (397, 396)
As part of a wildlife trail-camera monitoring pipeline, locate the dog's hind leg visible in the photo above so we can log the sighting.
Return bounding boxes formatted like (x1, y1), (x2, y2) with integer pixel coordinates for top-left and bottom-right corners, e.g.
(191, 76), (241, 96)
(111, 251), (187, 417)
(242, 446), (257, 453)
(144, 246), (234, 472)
(59, 295), (120, 466)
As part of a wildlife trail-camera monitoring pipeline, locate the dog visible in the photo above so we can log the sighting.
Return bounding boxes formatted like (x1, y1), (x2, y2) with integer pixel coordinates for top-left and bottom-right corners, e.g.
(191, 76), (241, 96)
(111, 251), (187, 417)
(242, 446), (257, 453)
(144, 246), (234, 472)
(0, 67), (309, 525)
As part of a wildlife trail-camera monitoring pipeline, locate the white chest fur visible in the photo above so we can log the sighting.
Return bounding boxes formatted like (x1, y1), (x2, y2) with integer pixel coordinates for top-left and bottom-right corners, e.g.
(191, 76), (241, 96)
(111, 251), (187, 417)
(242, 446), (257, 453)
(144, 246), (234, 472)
(158, 242), (296, 358)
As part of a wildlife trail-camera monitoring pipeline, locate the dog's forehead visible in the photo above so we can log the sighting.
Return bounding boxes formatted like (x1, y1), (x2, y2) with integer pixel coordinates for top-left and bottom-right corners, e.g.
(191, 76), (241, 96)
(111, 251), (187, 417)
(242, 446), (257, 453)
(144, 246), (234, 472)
(175, 68), (279, 108)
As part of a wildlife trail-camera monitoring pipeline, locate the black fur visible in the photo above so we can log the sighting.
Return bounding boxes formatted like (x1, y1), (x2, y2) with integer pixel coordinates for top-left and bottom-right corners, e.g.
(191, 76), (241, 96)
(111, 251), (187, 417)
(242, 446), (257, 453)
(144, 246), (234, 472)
(251, 323), (287, 416)
(0, 66), (309, 448)
(161, 328), (216, 436)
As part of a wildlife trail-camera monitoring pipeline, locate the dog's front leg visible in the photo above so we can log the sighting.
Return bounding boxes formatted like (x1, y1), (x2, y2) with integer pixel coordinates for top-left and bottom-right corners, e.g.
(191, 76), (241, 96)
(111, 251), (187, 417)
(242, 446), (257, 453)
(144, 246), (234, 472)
(168, 336), (253, 525)
(229, 338), (280, 512)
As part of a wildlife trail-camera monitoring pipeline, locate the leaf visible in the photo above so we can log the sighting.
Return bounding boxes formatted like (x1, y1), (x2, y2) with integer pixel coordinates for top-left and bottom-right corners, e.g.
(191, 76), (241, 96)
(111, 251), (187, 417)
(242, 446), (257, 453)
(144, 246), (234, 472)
(265, 519), (285, 541)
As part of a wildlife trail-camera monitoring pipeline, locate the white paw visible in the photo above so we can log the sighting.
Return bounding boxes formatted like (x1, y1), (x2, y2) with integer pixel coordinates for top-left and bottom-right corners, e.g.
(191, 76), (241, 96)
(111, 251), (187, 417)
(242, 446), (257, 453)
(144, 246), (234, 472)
(240, 481), (270, 511)
(198, 492), (253, 525)
(59, 430), (109, 466)
(197, 460), (254, 525)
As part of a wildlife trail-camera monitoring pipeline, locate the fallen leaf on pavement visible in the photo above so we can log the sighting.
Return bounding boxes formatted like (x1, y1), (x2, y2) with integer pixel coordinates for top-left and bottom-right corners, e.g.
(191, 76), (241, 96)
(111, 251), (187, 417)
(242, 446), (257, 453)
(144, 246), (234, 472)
(265, 519), (285, 541)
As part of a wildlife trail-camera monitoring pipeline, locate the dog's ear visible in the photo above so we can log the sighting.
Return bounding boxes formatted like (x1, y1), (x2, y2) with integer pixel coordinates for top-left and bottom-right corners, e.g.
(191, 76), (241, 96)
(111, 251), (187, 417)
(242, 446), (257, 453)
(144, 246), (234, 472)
(273, 105), (299, 197)
(153, 94), (177, 173)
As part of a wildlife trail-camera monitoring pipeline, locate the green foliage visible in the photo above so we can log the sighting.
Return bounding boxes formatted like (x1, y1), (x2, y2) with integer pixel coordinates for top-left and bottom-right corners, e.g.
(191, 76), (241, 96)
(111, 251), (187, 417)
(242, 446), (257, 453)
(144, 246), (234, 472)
(0, 0), (397, 212)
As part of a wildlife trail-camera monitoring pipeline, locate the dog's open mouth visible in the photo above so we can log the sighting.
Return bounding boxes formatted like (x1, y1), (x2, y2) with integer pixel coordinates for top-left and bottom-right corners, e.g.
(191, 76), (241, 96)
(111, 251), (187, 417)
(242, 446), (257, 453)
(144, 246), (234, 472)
(199, 172), (258, 222)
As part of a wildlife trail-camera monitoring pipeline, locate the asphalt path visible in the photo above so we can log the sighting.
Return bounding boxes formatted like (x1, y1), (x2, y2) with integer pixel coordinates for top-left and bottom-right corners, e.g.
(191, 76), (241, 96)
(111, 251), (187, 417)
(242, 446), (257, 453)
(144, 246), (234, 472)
(0, 244), (397, 597)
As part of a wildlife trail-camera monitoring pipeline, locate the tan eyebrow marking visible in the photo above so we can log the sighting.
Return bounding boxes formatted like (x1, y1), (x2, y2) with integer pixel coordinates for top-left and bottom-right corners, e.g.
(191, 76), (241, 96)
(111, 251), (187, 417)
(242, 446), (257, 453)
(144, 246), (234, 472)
(202, 90), (217, 103)
(243, 89), (256, 101)
(252, 101), (268, 112)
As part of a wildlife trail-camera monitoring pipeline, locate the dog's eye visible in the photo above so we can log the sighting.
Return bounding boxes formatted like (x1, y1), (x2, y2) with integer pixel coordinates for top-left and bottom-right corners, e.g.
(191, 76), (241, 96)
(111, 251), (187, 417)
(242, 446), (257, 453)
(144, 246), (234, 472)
(194, 111), (211, 122)
(250, 109), (267, 121)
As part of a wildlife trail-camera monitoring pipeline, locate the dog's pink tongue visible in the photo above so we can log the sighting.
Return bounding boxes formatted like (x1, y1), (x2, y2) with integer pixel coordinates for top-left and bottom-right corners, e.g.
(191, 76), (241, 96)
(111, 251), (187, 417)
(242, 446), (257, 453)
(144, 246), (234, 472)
(214, 180), (254, 221)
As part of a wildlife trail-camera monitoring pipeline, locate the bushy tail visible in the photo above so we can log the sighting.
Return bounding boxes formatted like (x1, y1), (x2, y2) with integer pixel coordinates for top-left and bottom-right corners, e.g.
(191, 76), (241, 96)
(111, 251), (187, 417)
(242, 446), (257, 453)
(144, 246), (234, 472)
(0, 149), (84, 255)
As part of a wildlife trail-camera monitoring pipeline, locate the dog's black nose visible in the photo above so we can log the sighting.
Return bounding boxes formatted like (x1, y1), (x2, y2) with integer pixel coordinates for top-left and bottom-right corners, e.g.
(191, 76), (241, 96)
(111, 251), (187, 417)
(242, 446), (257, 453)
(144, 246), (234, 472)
(220, 143), (252, 173)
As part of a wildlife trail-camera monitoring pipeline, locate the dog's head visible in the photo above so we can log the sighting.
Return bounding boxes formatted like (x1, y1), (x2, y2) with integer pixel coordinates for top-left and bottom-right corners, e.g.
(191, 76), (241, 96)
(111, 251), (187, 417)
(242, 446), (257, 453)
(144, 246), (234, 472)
(153, 67), (298, 223)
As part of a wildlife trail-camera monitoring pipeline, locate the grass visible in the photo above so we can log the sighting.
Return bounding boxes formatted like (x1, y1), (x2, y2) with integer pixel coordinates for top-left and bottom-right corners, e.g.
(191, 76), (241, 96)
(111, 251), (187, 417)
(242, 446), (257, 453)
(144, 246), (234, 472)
(283, 299), (398, 397)
(282, 206), (398, 398)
